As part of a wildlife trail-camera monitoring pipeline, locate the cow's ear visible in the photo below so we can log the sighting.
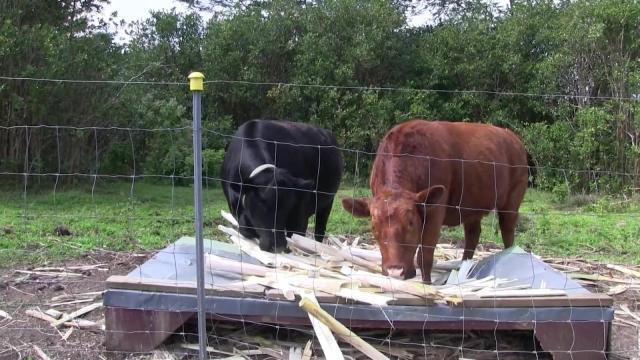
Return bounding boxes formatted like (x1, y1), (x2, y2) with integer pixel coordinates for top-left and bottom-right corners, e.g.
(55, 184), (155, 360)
(342, 198), (370, 218)
(275, 169), (314, 191)
(290, 176), (314, 190)
(416, 185), (446, 208)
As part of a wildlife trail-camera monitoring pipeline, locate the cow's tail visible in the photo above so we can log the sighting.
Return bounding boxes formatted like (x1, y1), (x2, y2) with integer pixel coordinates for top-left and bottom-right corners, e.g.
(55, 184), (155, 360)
(526, 151), (536, 188)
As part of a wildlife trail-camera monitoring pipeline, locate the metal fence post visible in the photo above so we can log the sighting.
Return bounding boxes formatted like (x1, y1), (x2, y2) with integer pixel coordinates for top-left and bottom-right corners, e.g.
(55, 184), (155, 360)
(188, 71), (207, 360)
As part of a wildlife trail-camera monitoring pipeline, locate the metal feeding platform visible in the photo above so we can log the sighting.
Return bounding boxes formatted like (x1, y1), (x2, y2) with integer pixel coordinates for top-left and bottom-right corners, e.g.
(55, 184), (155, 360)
(105, 237), (613, 359)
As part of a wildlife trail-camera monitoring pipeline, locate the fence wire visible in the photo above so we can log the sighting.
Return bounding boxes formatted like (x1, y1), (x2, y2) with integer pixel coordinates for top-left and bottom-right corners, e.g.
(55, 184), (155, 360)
(0, 77), (638, 360)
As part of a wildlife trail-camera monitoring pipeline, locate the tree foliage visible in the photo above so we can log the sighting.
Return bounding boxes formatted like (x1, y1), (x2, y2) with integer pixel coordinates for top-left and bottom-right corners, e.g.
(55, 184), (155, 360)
(1, 0), (639, 193)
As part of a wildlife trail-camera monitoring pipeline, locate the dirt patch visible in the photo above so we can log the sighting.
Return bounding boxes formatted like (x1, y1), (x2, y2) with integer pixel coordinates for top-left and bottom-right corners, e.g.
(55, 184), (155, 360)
(0, 249), (637, 360)
(0, 250), (150, 360)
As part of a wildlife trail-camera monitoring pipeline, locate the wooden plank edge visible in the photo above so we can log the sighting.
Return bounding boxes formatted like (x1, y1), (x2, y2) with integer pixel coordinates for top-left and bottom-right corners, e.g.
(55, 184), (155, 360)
(265, 289), (435, 306)
(459, 292), (613, 307)
(105, 275), (266, 297)
(106, 276), (611, 307)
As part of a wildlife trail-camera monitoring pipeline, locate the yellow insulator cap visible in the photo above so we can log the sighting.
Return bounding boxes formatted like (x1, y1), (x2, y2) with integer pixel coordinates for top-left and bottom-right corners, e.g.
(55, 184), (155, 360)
(188, 72), (205, 91)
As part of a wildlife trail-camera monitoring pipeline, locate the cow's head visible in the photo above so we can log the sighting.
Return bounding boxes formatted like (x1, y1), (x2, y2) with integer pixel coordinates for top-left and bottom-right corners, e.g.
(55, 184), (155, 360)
(342, 185), (445, 279)
(240, 164), (313, 252)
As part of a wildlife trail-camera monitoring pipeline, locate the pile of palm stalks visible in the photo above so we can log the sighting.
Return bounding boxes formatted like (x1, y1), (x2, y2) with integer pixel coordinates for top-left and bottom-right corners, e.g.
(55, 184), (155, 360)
(205, 211), (567, 306)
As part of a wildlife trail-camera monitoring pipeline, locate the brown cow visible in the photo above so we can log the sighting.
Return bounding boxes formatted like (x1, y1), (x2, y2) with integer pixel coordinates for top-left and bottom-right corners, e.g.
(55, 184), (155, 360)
(342, 120), (529, 283)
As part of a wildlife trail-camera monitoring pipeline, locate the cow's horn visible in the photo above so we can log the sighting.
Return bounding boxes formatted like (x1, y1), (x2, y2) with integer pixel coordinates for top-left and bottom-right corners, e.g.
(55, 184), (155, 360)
(249, 164), (276, 179)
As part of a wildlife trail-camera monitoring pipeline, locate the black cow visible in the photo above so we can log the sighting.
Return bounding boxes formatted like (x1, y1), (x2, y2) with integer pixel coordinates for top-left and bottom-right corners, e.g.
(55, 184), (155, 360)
(220, 119), (343, 252)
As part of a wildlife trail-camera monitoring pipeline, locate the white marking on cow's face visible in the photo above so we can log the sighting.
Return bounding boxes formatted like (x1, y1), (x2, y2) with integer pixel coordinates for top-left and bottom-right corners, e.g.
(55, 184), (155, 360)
(249, 164), (276, 179)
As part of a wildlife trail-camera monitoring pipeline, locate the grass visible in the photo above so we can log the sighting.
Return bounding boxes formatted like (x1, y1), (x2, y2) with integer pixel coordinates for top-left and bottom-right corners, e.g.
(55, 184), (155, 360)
(441, 190), (640, 263)
(0, 181), (638, 267)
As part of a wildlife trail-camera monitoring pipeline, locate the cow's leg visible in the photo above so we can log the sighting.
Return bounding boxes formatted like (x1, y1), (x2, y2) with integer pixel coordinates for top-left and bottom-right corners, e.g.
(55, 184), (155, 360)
(417, 209), (446, 284)
(462, 219), (482, 260)
(313, 200), (334, 242)
(498, 211), (518, 249)
(288, 218), (309, 238)
(286, 206), (309, 239)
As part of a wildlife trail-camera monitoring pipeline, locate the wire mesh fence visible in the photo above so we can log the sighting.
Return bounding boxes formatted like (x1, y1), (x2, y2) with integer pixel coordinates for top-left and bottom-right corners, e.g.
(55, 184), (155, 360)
(0, 76), (638, 360)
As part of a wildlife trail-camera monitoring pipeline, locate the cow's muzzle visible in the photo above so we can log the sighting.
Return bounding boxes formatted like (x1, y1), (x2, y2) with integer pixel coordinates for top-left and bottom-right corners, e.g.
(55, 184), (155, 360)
(383, 265), (416, 280)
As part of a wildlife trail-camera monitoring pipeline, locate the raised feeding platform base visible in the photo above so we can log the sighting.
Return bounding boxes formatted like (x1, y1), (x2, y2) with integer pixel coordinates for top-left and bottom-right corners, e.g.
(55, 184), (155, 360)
(105, 237), (614, 359)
